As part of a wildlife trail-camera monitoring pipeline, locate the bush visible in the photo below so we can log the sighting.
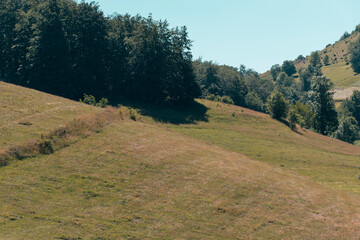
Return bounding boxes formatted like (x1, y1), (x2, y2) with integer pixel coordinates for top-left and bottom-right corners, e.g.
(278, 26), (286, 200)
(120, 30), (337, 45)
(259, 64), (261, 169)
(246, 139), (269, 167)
(80, 94), (96, 106)
(38, 139), (54, 155)
(333, 117), (359, 143)
(291, 102), (314, 129)
(80, 94), (109, 108)
(245, 91), (264, 112)
(0, 155), (9, 167)
(288, 108), (299, 130)
(282, 60), (296, 76)
(221, 96), (234, 104)
(349, 37), (360, 74)
(97, 97), (109, 108)
(129, 108), (137, 121)
(266, 91), (289, 119)
(206, 94), (234, 104)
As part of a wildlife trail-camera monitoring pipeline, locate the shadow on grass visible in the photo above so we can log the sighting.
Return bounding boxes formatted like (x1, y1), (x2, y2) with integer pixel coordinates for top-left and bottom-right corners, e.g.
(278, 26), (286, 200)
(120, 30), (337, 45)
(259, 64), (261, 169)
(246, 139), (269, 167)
(112, 99), (209, 125)
(277, 119), (304, 135)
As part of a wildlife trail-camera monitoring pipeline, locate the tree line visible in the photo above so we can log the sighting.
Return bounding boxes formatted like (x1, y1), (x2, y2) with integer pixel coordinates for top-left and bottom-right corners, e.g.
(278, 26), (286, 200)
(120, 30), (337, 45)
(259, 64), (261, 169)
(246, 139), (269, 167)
(194, 50), (360, 143)
(2, 0), (360, 143)
(0, 0), (200, 105)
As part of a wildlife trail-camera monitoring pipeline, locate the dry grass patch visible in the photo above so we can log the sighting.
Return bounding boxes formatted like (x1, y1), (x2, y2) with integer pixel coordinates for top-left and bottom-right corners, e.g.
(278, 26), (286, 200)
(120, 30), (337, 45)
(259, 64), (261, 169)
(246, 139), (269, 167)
(0, 107), (121, 166)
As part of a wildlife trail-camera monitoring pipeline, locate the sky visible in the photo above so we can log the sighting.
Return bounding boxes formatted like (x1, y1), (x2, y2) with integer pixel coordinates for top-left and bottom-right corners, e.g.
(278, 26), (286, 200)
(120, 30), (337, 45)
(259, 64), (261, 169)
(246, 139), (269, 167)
(85, 0), (360, 73)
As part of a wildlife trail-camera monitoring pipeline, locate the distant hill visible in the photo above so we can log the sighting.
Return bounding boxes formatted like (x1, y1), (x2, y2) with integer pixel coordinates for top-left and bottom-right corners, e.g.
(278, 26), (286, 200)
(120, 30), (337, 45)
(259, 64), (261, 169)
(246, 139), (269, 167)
(261, 30), (360, 99)
(2, 82), (360, 238)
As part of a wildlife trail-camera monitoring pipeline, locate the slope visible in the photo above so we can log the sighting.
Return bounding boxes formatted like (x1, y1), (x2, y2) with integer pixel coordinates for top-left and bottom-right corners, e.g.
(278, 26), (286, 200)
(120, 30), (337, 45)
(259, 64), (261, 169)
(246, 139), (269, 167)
(0, 79), (360, 238)
(0, 81), (100, 148)
(167, 100), (360, 194)
(261, 31), (360, 99)
(1, 112), (360, 239)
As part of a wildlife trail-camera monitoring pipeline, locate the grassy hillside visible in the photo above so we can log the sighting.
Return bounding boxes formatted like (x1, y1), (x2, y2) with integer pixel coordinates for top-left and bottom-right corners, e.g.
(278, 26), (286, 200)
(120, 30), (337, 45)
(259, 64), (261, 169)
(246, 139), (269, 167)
(261, 32), (360, 99)
(0, 81), (99, 148)
(2, 84), (360, 238)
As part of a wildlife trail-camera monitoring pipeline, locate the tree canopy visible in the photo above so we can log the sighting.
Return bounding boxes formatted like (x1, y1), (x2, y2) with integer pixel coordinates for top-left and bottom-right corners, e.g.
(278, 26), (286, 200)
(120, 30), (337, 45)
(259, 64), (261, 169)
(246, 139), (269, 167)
(0, 0), (200, 105)
(349, 37), (360, 74)
(281, 60), (296, 76)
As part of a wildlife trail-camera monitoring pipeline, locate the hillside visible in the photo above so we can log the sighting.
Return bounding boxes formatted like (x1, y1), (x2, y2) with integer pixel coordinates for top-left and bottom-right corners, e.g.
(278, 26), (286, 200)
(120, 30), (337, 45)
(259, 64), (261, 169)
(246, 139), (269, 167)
(0, 81), (100, 148)
(261, 31), (360, 99)
(1, 83), (360, 238)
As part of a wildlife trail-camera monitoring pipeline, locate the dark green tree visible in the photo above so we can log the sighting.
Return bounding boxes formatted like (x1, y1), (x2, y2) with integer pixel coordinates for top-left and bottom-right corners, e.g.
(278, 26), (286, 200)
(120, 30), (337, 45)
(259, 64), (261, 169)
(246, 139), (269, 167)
(349, 37), (360, 74)
(350, 90), (360, 124)
(323, 55), (330, 66)
(27, 0), (70, 95)
(309, 51), (321, 67)
(291, 101), (314, 129)
(282, 60), (296, 76)
(266, 91), (289, 119)
(296, 55), (305, 61)
(309, 76), (338, 135)
(333, 117), (359, 143)
(288, 107), (299, 130)
(270, 64), (281, 81)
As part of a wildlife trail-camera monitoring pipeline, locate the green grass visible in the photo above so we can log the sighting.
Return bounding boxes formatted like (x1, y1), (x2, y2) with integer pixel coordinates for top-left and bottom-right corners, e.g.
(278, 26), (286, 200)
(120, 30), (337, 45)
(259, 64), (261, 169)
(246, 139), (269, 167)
(2, 115), (360, 239)
(322, 62), (360, 87)
(0, 81), (100, 148)
(2, 83), (360, 238)
(168, 100), (360, 194)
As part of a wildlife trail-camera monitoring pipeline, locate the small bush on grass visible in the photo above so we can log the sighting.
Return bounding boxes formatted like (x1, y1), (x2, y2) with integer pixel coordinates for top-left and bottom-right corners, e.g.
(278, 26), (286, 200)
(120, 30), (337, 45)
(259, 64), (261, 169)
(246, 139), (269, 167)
(38, 138), (54, 155)
(80, 94), (109, 108)
(129, 108), (137, 121)
(206, 94), (234, 104)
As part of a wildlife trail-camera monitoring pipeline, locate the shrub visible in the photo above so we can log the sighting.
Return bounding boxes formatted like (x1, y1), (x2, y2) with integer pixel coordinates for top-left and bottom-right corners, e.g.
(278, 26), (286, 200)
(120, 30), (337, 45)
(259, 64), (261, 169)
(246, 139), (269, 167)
(129, 108), (137, 121)
(221, 96), (234, 104)
(291, 102), (314, 129)
(80, 94), (109, 108)
(266, 91), (289, 119)
(206, 94), (216, 101)
(245, 92), (264, 112)
(0, 154), (9, 167)
(80, 94), (96, 106)
(38, 139), (54, 155)
(206, 94), (234, 104)
(333, 117), (359, 143)
(8, 145), (34, 160)
(97, 97), (109, 108)
(288, 108), (299, 130)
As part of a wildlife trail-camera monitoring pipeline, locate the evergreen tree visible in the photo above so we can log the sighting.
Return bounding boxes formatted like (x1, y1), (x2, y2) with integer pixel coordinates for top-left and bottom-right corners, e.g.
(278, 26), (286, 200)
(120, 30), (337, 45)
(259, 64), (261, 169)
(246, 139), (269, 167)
(309, 76), (338, 135)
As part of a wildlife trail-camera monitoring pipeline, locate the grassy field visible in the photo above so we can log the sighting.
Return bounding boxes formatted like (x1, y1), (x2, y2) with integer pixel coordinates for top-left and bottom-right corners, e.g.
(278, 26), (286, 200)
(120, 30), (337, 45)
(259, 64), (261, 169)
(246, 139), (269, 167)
(2, 84), (360, 238)
(167, 100), (360, 194)
(0, 81), (99, 148)
(322, 62), (360, 87)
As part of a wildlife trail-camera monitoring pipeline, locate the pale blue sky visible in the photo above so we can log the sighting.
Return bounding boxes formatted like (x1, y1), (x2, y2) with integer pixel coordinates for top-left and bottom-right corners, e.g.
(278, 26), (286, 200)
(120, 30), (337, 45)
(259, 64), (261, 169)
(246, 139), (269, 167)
(86, 0), (360, 73)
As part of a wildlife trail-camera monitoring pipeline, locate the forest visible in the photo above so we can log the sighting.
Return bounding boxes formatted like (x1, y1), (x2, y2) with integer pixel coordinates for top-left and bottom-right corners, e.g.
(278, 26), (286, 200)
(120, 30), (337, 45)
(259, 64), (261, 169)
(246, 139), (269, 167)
(2, 0), (360, 143)
(0, 0), (200, 104)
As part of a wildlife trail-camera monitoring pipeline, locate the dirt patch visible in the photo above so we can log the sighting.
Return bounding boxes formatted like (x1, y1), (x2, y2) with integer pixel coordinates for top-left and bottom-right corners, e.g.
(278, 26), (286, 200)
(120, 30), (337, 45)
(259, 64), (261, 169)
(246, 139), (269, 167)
(333, 87), (360, 100)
